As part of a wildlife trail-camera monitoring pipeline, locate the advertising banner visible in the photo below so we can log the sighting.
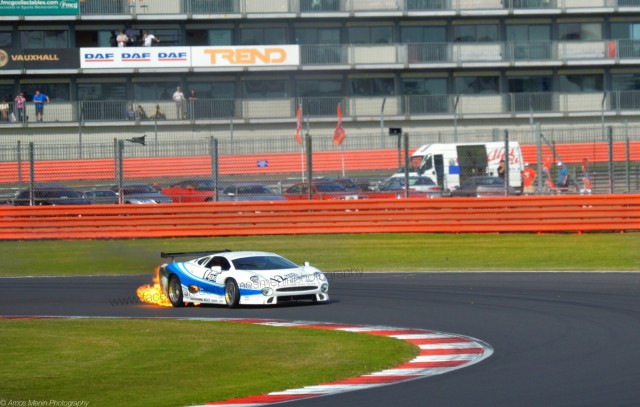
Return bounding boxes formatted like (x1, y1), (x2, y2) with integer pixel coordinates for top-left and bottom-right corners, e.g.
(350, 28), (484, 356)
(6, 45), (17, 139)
(0, 0), (79, 15)
(80, 47), (191, 69)
(191, 45), (300, 67)
(80, 45), (301, 70)
(0, 48), (79, 70)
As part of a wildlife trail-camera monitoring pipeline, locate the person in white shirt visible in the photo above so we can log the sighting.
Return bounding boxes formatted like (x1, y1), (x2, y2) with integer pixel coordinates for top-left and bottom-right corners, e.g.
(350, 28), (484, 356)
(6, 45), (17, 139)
(143, 31), (159, 47)
(172, 86), (186, 119)
(116, 30), (128, 47)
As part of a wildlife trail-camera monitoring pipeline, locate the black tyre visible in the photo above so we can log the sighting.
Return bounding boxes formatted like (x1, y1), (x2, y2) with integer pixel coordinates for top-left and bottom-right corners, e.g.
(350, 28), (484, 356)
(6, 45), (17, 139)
(168, 275), (184, 307)
(224, 279), (240, 308)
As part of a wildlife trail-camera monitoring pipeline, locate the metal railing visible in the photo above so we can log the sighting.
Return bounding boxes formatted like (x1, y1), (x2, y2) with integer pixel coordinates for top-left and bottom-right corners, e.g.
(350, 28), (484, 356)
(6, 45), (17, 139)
(1, 91), (639, 126)
(71, 0), (639, 16)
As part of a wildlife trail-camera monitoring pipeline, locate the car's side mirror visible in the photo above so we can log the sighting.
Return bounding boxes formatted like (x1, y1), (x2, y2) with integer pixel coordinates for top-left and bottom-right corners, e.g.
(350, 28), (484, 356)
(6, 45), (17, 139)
(304, 261), (310, 267)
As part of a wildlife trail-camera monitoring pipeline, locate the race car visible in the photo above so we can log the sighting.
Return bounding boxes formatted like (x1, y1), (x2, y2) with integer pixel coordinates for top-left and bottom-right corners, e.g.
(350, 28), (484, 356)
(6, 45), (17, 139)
(159, 250), (329, 308)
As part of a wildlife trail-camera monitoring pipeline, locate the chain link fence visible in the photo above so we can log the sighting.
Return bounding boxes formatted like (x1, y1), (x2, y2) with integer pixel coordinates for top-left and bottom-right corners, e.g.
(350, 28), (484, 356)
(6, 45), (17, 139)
(1, 124), (639, 205)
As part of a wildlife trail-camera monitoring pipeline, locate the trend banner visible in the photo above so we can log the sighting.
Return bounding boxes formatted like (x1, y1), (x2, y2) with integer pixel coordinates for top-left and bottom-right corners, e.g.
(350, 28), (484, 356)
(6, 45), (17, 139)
(80, 45), (301, 70)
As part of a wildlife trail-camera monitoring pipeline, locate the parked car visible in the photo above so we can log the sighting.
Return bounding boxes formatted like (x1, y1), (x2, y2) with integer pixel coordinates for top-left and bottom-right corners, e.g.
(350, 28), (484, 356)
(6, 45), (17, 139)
(449, 176), (518, 197)
(283, 180), (361, 200)
(378, 175), (443, 197)
(111, 183), (173, 204)
(13, 185), (92, 206)
(219, 183), (286, 202)
(81, 189), (119, 204)
(161, 179), (224, 203)
(315, 177), (363, 193)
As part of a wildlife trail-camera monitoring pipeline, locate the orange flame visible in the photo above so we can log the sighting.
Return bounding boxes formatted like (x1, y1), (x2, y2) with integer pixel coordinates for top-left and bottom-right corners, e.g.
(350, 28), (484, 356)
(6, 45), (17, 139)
(137, 267), (172, 307)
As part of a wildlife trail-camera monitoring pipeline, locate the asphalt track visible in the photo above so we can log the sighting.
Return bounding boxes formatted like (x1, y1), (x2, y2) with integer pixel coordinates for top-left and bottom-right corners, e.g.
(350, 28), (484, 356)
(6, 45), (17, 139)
(2, 272), (640, 407)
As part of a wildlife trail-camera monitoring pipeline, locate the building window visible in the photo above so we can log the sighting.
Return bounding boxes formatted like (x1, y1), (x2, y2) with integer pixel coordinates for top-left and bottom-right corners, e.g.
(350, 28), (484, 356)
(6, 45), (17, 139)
(295, 27), (340, 44)
(134, 82), (180, 101)
(21, 83), (70, 102)
(612, 74), (640, 90)
(455, 76), (499, 94)
(348, 26), (393, 44)
(559, 74), (603, 92)
(243, 80), (288, 98)
(611, 22), (640, 40)
(350, 78), (394, 96)
(0, 32), (12, 48)
(558, 23), (602, 41)
(453, 25), (498, 42)
(240, 28), (287, 45)
(20, 30), (69, 49)
(400, 26), (446, 43)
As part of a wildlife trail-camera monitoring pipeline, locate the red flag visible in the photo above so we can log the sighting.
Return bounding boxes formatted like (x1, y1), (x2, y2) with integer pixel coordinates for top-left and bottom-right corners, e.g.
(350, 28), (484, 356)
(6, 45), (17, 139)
(294, 104), (302, 145)
(333, 103), (346, 146)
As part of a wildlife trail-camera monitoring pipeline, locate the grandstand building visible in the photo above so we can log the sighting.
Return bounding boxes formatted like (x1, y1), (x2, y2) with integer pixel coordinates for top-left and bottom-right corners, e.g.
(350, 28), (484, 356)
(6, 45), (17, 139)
(2, 0), (640, 141)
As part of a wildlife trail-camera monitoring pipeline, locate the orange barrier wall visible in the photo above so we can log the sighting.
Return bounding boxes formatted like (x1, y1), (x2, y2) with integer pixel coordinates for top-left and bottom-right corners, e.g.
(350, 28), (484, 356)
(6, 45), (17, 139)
(2, 141), (638, 183)
(1, 194), (639, 240)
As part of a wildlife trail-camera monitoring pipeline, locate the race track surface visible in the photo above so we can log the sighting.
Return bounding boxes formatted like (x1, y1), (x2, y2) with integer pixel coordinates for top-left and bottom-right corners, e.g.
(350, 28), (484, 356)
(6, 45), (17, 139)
(2, 272), (640, 407)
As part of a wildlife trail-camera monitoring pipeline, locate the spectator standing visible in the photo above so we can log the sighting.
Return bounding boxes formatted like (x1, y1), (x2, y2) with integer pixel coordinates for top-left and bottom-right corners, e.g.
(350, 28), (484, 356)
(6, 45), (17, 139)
(116, 30), (128, 48)
(15, 92), (26, 122)
(497, 159), (506, 179)
(172, 86), (185, 119)
(32, 90), (50, 122)
(143, 31), (160, 47)
(187, 89), (198, 118)
(556, 161), (569, 190)
(521, 163), (537, 195)
(581, 158), (592, 194)
(0, 97), (9, 122)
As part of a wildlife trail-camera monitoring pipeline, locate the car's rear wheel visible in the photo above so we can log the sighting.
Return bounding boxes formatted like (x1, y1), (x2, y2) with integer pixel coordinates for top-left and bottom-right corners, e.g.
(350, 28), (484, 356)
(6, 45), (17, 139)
(168, 275), (184, 307)
(224, 279), (240, 308)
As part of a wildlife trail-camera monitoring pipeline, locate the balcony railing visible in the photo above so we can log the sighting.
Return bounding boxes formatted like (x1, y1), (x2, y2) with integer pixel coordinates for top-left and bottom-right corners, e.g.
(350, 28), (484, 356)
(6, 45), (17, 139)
(67, 0), (640, 16)
(1, 91), (638, 126)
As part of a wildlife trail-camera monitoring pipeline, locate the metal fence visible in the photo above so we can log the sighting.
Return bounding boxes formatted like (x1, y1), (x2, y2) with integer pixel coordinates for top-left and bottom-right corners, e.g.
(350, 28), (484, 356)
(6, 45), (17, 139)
(1, 124), (638, 205)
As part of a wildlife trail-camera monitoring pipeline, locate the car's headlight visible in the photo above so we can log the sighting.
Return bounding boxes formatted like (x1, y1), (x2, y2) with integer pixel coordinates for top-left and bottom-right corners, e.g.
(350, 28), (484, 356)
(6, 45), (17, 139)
(321, 283), (329, 293)
(261, 287), (273, 296)
(314, 272), (326, 281)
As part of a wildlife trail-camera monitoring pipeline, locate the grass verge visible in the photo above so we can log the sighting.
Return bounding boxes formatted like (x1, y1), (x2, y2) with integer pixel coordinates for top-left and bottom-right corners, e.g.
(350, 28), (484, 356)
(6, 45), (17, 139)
(0, 318), (417, 407)
(0, 233), (638, 277)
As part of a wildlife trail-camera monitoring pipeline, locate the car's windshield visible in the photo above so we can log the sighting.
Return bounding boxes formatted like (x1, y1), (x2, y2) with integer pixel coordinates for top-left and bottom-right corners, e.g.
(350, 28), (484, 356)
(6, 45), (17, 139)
(234, 185), (273, 195)
(232, 255), (298, 270)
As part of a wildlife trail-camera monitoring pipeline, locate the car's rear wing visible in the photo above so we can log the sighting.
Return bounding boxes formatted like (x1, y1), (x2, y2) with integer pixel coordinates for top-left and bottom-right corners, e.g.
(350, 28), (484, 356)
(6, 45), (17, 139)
(161, 249), (231, 262)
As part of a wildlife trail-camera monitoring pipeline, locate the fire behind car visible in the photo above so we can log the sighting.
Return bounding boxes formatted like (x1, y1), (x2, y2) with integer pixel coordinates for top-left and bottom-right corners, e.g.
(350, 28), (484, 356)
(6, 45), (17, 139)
(13, 185), (92, 206)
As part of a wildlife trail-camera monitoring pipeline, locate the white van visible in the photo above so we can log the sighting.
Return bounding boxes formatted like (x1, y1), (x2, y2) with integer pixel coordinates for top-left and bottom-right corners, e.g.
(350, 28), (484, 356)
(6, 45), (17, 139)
(400, 142), (524, 192)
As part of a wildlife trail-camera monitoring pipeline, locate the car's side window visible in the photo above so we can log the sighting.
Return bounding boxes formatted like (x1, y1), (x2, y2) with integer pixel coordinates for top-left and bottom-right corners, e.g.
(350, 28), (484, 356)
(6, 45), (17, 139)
(205, 256), (231, 271)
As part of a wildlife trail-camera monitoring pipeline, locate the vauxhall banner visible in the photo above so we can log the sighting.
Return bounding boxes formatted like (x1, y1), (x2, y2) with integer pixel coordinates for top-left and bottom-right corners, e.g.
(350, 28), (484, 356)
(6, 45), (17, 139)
(0, 0), (79, 15)
(80, 45), (300, 70)
(0, 48), (79, 70)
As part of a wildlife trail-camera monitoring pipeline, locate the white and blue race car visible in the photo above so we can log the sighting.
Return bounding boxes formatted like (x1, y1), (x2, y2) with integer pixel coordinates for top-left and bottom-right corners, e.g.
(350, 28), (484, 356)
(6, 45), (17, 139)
(159, 250), (330, 308)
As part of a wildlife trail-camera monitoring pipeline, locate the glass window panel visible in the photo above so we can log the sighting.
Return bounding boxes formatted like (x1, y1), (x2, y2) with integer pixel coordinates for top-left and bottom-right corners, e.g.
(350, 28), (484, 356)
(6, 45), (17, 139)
(296, 28), (340, 44)
(455, 76), (499, 94)
(348, 27), (369, 44)
(581, 23), (602, 41)
(401, 78), (447, 95)
(240, 28), (286, 45)
(559, 74), (603, 92)
(20, 30), (69, 49)
(243, 80), (288, 98)
(209, 30), (232, 45)
(21, 83), (70, 102)
(559, 23), (581, 40)
(187, 81), (235, 99)
(133, 82), (178, 101)
(476, 25), (497, 42)
(401, 26), (445, 43)
(296, 79), (342, 97)
(371, 27), (393, 44)
(453, 26), (475, 42)
(78, 83), (126, 100)
(0, 32), (12, 47)
(350, 78), (394, 96)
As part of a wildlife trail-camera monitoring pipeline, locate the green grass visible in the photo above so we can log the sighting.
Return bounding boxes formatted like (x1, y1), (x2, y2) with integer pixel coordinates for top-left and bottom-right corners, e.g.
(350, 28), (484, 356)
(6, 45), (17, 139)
(0, 318), (418, 407)
(0, 233), (638, 277)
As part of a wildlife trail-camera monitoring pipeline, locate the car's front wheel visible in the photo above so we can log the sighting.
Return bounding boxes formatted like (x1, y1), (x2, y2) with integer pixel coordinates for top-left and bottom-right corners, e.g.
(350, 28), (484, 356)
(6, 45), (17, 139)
(224, 279), (240, 308)
(168, 275), (184, 307)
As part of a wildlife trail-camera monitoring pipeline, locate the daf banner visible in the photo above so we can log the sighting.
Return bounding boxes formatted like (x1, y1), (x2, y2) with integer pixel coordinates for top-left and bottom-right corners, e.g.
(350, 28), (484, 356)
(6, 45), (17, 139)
(81, 47), (191, 69)
(0, 0), (79, 15)
(80, 45), (301, 69)
(0, 48), (79, 70)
